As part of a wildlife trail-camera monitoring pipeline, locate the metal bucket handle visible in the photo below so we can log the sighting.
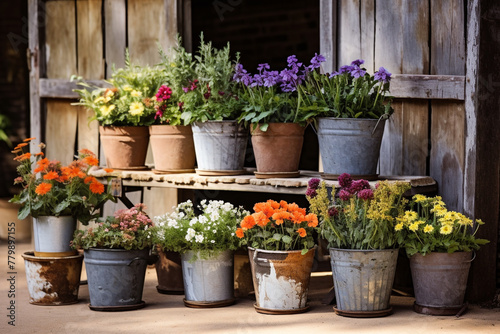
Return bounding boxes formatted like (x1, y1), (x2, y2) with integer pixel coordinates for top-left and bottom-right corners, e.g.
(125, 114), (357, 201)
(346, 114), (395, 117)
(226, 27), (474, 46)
(128, 257), (146, 266)
(466, 251), (476, 263)
(372, 114), (390, 135)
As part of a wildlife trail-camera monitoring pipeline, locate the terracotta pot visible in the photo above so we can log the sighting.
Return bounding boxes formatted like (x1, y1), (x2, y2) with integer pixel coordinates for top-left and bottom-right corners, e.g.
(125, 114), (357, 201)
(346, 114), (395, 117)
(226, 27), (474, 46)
(251, 123), (305, 178)
(99, 126), (149, 169)
(149, 125), (196, 173)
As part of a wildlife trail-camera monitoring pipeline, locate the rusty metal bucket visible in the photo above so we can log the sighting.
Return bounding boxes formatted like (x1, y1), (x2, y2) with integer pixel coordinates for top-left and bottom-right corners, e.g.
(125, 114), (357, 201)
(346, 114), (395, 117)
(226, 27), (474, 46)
(248, 247), (315, 314)
(22, 251), (83, 305)
(330, 248), (398, 317)
(155, 248), (184, 294)
(410, 251), (472, 315)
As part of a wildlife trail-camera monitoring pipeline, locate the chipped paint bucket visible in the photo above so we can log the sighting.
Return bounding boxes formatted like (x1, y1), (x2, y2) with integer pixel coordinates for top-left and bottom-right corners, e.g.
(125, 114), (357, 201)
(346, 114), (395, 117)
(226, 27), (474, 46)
(330, 248), (398, 317)
(22, 251), (83, 305)
(410, 251), (472, 315)
(33, 216), (77, 257)
(84, 248), (149, 311)
(248, 247), (315, 314)
(181, 250), (235, 308)
(155, 248), (184, 294)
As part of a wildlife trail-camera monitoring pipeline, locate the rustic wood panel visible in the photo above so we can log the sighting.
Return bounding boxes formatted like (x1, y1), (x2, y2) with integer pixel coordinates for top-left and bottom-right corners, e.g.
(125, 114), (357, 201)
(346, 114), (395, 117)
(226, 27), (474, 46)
(430, 0), (466, 212)
(390, 75), (464, 100)
(45, 0), (78, 164)
(376, 0), (429, 176)
(39, 78), (109, 98)
(319, 0), (337, 73)
(28, 0), (42, 147)
(338, 0), (375, 72)
(76, 0), (103, 155)
(128, 0), (167, 65)
(104, 0), (126, 78)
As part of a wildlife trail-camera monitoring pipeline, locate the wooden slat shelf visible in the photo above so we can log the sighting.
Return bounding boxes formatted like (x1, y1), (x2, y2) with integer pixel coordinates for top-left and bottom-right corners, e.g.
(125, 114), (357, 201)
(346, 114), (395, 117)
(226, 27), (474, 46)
(90, 168), (437, 196)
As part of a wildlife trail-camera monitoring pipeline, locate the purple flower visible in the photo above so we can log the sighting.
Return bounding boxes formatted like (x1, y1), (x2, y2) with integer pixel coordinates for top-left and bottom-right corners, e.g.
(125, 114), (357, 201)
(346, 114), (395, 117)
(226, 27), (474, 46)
(338, 173), (352, 189)
(374, 67), (392, 83)
(350, 59), (364, 67)
(329, 71), (340, 78)
(308, 178), (321, 190)
(262, 70), (280, 87)
(338, 189), (352, 201)
(328, 207), (338, 217)
(339, 65), (354, 74)
(351, 66), (366, 79)
(182, 87), (189, 93)
(233, 63), (248, 82)
(287, 55), (298, 65)
(257, 63), (270, 73)
(357, 188), (374, 200)
(310, 53), (326, 69)
(305, 188), (317, 198)
(349, 179), (370, 194)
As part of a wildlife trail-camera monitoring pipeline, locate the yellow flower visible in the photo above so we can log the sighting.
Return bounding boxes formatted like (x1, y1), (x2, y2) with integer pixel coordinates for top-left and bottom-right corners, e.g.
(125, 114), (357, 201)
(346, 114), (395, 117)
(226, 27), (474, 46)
(394, 223), (404, 231)
(129, 102), (144, 116)
(413, 194), (426, 203)
(404, 210), (418, 222)
(123, 85), (132, 91)
(409, 222), (419, 232)
(94, 96), (105, 103)
(423, 225), (434, 233)
(99, 104), (115, 116)
(439, 225), (453, 235)
(416, 220), (426, 225)
(131, 90), (142, 97)
(431, 204), (447, 217)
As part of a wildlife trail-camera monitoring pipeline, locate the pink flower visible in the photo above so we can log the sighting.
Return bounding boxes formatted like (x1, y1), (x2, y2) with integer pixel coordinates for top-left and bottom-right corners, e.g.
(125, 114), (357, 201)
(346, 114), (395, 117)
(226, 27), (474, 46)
(305, 188), (317, 198)
(338, 173), (352, 189)
(338, 189), (352, 201)
(328, 207), (338, 217)
(349, 179), (370, 194)
(357, 188), (374, 200)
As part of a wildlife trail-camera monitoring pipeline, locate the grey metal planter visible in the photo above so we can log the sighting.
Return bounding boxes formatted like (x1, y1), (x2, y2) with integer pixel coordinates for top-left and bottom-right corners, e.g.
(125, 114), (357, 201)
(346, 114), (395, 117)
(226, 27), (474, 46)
(33, 216), (77, 257)
(317, 117), (386, 180)
(329, 248), (398, 317)
(191, 121), (248, 175)
(181, 250), (235, 307)
(84, 248), (149, 311)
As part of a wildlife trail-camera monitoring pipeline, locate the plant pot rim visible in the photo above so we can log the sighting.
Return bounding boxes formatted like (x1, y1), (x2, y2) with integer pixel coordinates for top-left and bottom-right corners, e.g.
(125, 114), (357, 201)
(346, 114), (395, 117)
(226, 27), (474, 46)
(248, 246), (316, 254)
(85, 247), (150, 252)
(193, 120), (239, 124)
(317, 117), (385, 122)
(329, 247), (399, 252)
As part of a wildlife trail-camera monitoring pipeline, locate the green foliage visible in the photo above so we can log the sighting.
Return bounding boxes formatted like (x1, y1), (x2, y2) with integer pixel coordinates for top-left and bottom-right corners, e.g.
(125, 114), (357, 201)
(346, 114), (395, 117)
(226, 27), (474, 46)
(394, 194), (489, 256)
(72, 204), (154, 250)
(152, 199), (249, 260)
(0, 113), (11, 146)
(72, 50), (165, 126)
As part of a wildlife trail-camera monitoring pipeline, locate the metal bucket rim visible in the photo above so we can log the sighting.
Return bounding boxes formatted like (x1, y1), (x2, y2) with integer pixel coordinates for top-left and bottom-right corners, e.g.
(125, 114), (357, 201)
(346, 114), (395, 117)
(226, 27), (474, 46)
(329, 247), (398, 253)
(248, 246), (316, 255)
(22, 251), (83, 261)
(85, 247), (149, 253)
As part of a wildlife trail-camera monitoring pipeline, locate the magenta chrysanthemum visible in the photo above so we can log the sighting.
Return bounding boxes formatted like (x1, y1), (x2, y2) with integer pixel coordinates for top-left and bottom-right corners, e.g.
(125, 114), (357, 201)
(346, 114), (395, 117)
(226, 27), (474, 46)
(338, 173), (352, 189)
(338, 189), (352, 201)
(357, 189), (374, 200)
(308, 178), (321, 190)
(349, 179), (370, 194)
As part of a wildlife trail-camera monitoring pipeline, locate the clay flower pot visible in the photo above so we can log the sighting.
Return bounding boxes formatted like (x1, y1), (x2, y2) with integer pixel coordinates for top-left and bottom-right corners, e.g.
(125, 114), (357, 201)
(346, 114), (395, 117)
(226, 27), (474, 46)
(149, 125), (195, 173)
(99, 126), (149, 170)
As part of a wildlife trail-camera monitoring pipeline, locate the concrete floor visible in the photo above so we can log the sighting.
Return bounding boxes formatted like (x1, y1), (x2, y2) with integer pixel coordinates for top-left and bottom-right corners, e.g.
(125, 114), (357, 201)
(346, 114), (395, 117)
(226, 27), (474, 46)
(1, 240), (499, 334)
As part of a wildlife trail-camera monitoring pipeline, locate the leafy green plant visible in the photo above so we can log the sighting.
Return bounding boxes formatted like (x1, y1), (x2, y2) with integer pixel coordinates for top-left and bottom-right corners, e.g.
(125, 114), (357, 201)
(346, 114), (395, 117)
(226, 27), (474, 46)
(394, 194), (489, 256)
(307, 174), (410, 250)
(72, 204), (154, 250)
(179, 34), (243, 124)
(73, 50), (165, 126)
(153, 199), (249, 260)
(236, 200), (318, 254)
(9, 138), (116, 224)
(0, 113), (11, 146)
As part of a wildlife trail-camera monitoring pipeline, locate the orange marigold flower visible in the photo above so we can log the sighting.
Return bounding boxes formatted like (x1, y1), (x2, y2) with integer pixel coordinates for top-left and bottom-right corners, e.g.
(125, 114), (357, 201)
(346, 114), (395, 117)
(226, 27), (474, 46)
(89, 181), (105, 194)
(35, 182), (52, 195)
(104, 168), (114, 173)
(11, 149), (21, 154)
(266, 199), (280, 210)
(65, 166), (84, 179)
(305, 213), (319, 227)
(279, 200), (288, 210)
(291, 211), (306, 224)
(240, 215), (256, 230)
(14, 152), (31, 161)
(57, 174), (69, 183)
(37, 157), (49, 167)
(43, 171), (59, 180)
(14, 143), (28, 149)
(253, 211), (269, 227)
(83, 155), (99, 166)
(23, 137), (36, 142)
(271, 211), (291, 225)
(34, 166), (44, 173)
(79, 148), (95, 157)
(235, 228), (245, 239)
(35, 152), (44, 156)
(297, 228), (307, 238)
(84, 176), (96, 184)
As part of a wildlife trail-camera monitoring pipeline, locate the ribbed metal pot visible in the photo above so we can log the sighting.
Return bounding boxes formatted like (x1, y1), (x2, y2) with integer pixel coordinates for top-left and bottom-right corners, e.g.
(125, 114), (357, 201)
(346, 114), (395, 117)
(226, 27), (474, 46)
(22, 251), (83, 305)
(410, 252), (472, 315)
(330, 248), (398, 314)
(181, 250), (235, 307)
(317, 118), (386, 179)
(191, 121), (248, 175)
(248, 247), (315, 314)
(84, 248), (149, 311)
(33, 216), (77, 257)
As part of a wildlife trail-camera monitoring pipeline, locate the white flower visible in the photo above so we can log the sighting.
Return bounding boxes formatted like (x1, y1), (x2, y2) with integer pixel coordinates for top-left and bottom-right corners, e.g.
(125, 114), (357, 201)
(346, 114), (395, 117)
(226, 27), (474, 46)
(209, 211), (220, 222)
(189, 217), (198, 226)
(195, 234), (204, 243)
(198, 215), (208, 225)
(167, 219), (178, 228)
(185, 228), (196, 241)
(211, 240), (215, 244)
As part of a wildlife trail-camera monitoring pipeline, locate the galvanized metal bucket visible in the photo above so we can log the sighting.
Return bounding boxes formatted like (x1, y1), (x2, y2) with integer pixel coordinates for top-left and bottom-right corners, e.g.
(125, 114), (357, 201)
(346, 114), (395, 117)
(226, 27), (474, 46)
(84, 248), (149, 311)
(33, 216), (77, 257)
(191, 121), (248, 175)
(316, 117), (386, 179)
(181, 250), (235, 307)
(329, 248), (398, 316)
(248, 247), (316, 314)
(410, 251), (472, 315)
(22, 251), (83, 305)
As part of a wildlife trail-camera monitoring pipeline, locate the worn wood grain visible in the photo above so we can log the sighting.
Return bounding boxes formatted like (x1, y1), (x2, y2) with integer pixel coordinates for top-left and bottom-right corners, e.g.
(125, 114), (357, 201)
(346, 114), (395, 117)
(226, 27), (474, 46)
(45, 0), (78, 163)
(104, 0), (126, 78)
(319, 0), (337, 73)
(28, 0), (42, 146)
(391, 75), (464, 100)
(76, 0), (103, 155)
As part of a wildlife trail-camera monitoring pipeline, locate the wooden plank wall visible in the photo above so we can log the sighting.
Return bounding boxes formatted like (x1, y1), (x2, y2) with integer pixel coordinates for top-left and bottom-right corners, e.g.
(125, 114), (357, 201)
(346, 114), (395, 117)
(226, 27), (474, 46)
(336, 0), (465, 212)
(42, 0), (182, 217)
